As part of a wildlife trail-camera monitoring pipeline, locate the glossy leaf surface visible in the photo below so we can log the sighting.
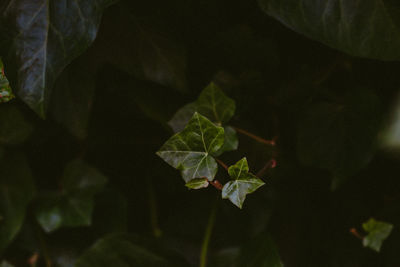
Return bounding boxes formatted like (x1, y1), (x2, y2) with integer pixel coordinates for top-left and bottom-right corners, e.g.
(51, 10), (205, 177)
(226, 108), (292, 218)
(0, 0), (115, 115)
(258, 0), (400, 60)
(222, 158), (265, 209)
(157, 112), (224, 182)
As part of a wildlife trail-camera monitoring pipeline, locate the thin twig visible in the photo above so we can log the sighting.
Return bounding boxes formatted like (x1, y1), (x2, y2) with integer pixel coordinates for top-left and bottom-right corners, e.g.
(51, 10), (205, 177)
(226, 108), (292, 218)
(215, 158), (228, 171)
(350, 228), (364, 240)
(256, 159), (277, 178)
(200, 198), (218, 267)
(233, 126), (276, 146)
(209, 180), (223, 190)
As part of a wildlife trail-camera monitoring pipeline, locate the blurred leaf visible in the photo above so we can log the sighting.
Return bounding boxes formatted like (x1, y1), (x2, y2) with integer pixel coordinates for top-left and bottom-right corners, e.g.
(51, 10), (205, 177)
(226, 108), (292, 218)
(0, 151), (34, 253)
(35, 159), (107, 233)
(0, 0), (116, 116)
(157, 112), (224, 182)
(362, 218), (393, 252)
(222, 158), (265, 209)
(0, 104), (33, 145)
(0, 261), (14, 267)
(258, 0), (400, 60)
(94, 7), (187, 91)
(185, 178), (209, 189)
(168, 103), (197, 133)
(50, 57), (96, 140)
(237, 233), (283, 267)
(75, 233), (190, 267)
(297, 89), (381, 189)
(0, 59), (14, 103)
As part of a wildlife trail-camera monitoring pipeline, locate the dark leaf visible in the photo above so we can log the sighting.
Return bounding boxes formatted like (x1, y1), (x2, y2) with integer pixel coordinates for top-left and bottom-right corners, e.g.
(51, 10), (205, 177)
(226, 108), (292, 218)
(75, 233), (190, 267)
(0, 104), (33, 145)
(0, 151), (34, 253)
(0, 59), (14, 103)
(0, 0), (115, 116)
(258, 0), (400, 60)
(35, 159), (107, 233)
(297, 89), (381, 189)
(157, 112), (224, 182)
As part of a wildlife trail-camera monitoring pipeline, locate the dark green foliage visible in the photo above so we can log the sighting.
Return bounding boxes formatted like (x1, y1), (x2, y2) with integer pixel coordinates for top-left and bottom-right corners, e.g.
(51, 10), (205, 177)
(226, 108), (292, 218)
(1, 0), (400, 265)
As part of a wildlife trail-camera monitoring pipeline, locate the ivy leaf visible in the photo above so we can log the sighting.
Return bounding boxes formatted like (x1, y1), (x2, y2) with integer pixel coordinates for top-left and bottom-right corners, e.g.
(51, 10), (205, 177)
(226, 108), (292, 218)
(168, 103), (197, 133)
(0, 59), (14, 103)
(157, 112), (224, 182)
(297, 89), (381, 189)
(35, 159), (107, 233)
(0, 105), (33, 145)
(213, 126), (239, 157)
(0, 151), (34, 253)
(185, 178), (209, 189)
(0, 0), (116, 116)
(75, 233), (190, 267)
(196, 82), (236, 124)
(222, 158), (265, 209)
(258, 0), (400, 60)
(362, 218), (393, 252)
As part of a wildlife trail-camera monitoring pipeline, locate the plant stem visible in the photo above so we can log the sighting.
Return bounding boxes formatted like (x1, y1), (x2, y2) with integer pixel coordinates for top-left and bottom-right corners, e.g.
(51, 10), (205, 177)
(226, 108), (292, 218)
(350, 228), (364, 240)
(233, 126), (276, 146)
(216, 158), (228, 171)
(200, 199), (218, 267)
(209, 180), (223, 190)
(147, 176), (162, 237)
(256, 158), (277, 178)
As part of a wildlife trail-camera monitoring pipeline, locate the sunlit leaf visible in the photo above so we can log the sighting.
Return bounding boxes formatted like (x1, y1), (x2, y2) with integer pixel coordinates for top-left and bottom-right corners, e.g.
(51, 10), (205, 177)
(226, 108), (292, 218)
(185, 178), (209, 189)
(75, 233), (190, 267)
(362, 218), (393, 252)
(0, 0), (116, 116)
(222, 158), (265, 209)
(35, 159), (107, 233)
(0, 151), (34, 253)
(157, 112), (224, 182)
(258, 0), (400, 60)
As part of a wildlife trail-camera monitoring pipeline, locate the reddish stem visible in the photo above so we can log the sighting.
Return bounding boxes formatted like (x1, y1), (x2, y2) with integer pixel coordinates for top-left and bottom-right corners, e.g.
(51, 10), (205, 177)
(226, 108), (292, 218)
(256, 158), (277, 177)
(350, 228), (364, 240)
(210, 180), (223, 190)
(233, 127), (276, 146)
(216, 158), (228, 171)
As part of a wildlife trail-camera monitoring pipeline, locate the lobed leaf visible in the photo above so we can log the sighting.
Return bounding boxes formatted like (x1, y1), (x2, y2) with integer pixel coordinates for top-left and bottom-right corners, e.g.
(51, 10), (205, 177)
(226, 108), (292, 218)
(222, 158), (265, 209)
(362, 218), (393, 252)
(157, 112), (224, 182)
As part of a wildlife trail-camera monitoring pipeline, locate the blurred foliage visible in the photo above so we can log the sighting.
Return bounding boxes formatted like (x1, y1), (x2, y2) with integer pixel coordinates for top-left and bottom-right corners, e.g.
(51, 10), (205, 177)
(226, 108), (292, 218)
(0, 0), (400, 266)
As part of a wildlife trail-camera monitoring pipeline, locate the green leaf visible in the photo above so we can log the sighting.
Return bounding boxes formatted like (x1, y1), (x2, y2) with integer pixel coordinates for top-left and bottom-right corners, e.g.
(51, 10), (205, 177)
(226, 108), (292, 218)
(157, 112), (224, 182)
(258, 0), (400, 60)
(0, 151), (34, 253)
(213, 126), (239, 156)
(296, 89), (381, 189)
(237, 233), (283, 267)
(185, 178), (209, 189)
(35, 159), (107, 233)
(0, 0), (116, 116)
(362, 218), (393, 252)
(0, 105), (33, 145)
(222, 158), (265, 209)
(0, 59), (14, 103)
(75, 233), (190, 267)
(196, 82), (236, 124)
